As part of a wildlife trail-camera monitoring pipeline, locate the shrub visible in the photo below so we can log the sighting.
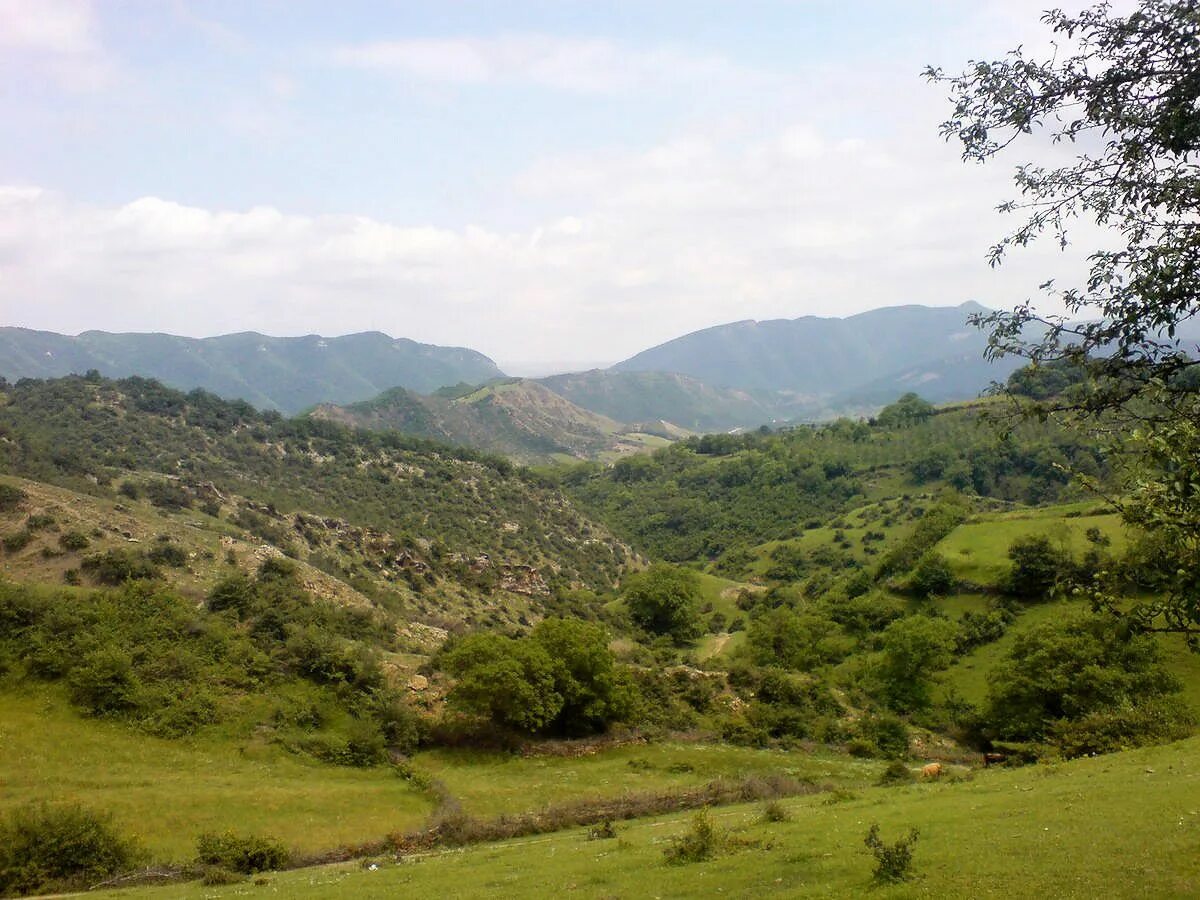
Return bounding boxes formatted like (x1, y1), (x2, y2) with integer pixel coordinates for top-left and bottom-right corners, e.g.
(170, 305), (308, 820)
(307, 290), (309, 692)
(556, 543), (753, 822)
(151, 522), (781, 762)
(864, 823), (919, 883)
(877, 760), (915, 786)
(68, 647), (139, 715)
(58, 530), (90, 552)
(663, 809), (720, 865)
(1006, 535), (1067, 599)
(587, 819), (618, 840)
(0, 483), (26, 512)
(2, 530), (33, 553)
(146, 541), (187, 567)
(195, 831), (288, 874)
(81, 549), (162, 585)
(909, 552), (954, 598)
(0, 802), (142, 896)
(759, 799), (791, 823)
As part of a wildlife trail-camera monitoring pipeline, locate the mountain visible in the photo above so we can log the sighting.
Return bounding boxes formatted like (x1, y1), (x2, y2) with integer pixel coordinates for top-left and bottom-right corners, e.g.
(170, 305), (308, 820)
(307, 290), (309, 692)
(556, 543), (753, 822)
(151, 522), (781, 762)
(0, 328), (503, 414)
(611, 302), (997, 401)
(536, 369), (780, 432)
(309, 378), (678, 463)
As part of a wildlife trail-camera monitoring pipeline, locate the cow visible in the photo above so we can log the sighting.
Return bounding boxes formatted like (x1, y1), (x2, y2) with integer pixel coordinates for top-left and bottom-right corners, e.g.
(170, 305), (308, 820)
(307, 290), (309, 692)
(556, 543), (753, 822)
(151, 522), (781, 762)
(983, 752), (1007, 767)
(921, 762), (943, 780)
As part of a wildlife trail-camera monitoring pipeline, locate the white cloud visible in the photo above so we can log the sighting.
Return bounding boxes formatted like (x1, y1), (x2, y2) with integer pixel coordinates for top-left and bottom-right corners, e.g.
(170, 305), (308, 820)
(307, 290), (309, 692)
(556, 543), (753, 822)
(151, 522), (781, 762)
(328, 33), (760, 94)
(0, 104), (1098, 367)
(0, 0), (113, 89)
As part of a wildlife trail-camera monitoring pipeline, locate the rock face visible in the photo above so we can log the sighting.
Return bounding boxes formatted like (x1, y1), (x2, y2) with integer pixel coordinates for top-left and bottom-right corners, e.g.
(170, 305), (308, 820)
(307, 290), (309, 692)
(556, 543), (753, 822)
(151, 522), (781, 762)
(499, 564), (549, 596)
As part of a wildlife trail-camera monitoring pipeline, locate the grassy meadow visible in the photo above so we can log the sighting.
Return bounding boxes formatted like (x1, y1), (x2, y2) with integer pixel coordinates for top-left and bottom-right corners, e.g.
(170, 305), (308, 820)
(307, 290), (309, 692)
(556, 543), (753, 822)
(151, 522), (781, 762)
(88, 735), (1200, 899)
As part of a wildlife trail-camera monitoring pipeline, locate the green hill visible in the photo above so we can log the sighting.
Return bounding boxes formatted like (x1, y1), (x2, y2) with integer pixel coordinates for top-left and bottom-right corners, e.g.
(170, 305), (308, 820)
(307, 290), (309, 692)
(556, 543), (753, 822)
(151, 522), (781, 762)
(310, 379), (675, 463)
(611, 302), (1022, 405)
(537, 369), (780, 432)
(0, 328), (503, 414)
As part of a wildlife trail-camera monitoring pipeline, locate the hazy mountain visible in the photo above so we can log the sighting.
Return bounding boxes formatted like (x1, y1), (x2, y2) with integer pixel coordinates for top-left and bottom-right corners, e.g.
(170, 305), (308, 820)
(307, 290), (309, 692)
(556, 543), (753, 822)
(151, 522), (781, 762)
(536, 370), (780, 432)
(310, 379), (675, 463)
(611, 302), (996, 400)
(0, 328), (503, 414)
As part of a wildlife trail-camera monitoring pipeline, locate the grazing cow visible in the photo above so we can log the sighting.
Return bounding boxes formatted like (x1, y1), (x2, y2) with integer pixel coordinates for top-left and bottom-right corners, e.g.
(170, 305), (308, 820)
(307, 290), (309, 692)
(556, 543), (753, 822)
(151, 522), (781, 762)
(983, 752), (1007, 767)
(921, 762), (943, 780)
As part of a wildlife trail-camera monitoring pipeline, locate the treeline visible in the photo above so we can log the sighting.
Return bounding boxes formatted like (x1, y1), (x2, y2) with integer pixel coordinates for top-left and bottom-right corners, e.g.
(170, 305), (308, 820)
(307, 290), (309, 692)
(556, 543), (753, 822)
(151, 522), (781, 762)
(558, 395), (1108, 562)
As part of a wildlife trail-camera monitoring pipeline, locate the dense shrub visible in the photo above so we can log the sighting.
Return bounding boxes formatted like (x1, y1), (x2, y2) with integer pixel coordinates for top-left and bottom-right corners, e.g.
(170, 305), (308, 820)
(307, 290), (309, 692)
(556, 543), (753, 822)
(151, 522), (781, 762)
(58, 530), (90, 552)
(80, 549), (162, 585)
(0, 803), (142, 897)
(908, 552), (954, 598)
(1006, 535), (1068, 599)
(984, 612), (1189, 754)
(195, 831), (288, 874)
(1, 530), (32, 553)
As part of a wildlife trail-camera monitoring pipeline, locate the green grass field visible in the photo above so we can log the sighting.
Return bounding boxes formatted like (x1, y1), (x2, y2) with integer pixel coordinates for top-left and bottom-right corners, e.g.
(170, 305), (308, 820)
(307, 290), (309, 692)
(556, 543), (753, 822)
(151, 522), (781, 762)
(936, 503), (1126, 587)
(0, 684), (431, 860)
(92, 736), (1200, 899)
(413, 742), (879, 819)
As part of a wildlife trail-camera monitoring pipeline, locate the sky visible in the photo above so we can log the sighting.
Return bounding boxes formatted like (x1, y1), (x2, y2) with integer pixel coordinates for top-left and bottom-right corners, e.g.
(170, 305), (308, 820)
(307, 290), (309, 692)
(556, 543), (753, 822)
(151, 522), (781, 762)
(0, 0), (1103, 373)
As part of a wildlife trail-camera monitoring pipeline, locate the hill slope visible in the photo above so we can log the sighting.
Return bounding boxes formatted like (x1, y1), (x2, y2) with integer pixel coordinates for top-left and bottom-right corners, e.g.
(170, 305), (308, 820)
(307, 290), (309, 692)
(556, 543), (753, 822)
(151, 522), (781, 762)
(612, 302), (999, 400)
(309, 379), (672, 463)
(537, 369), (779, 432)
(0, 328), (503, 414)
(0, 375), (634, 603)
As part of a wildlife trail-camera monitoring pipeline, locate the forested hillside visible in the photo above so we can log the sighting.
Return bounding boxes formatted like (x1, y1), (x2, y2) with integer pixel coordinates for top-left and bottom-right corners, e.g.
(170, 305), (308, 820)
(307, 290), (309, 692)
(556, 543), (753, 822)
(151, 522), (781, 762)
(0, 374), (631, 594)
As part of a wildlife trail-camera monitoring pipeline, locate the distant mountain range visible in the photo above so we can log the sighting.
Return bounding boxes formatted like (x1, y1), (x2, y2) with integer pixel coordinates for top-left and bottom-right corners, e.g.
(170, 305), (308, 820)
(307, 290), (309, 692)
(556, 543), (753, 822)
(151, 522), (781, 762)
(0, 328), (502, 414)
(310, 379), (684, 463)
(611, 301), (1001, 397)
(0, 303), (1021, 453)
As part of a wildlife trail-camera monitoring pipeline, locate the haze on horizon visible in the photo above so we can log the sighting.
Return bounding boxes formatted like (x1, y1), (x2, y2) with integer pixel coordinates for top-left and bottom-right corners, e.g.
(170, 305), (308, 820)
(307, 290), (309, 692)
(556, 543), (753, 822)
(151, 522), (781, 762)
(0, 0), (1098, 372)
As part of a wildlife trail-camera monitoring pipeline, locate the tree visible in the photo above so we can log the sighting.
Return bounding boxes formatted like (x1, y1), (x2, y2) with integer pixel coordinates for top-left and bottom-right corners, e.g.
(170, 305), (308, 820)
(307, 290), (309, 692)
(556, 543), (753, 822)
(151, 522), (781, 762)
(875, 393), (934, 429)
(928, 1), (1200, 640)
(1006, 534), (1067, 600)
(868, 615), (958, 712)
(440, 633), (562, 734)
(983, 612), (1190, 755)
(622, 564), (702, 643)
(529, 618), (633, 736)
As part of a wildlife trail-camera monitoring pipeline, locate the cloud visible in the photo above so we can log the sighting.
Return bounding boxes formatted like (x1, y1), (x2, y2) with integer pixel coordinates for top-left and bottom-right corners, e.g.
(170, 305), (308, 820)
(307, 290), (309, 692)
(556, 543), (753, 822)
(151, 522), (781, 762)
(0, 104), (1098, 368)
(328, 33), (760, 94)
(0, 0), (114, 89)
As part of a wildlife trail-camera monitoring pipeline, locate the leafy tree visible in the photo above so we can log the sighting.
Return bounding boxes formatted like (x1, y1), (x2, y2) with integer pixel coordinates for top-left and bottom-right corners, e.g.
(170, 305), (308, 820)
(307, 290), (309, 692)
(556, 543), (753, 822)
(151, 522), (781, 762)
(529, 618), (633, 736)
(622, 564), (702, 643)
(908, 552), (954, 598)
(875, 393), (934, 428)
(984, 613), (1190, 754)
(440, 633), (562, 734)
(928, 0), (1200, 640)
(868, 615), (957, 712)
(746, 607), (845, 670)
(1006, 535), (1068, 600)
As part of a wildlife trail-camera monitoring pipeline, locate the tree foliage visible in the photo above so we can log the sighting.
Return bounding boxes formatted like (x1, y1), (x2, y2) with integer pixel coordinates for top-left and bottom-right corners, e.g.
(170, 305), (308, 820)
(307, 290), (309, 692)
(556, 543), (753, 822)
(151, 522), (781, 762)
(928, 0), (1200, 639)
(622, 564), (702, 643)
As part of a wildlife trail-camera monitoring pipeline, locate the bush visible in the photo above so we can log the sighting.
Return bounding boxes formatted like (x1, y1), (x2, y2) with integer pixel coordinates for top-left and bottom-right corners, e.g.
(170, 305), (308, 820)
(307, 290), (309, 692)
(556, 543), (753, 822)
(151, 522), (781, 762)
(58, 530), (91, 552)
(663, 809), (720, 865)
(877, 760), (915, 786)
(81, 549), (162, 585)
(759, 799), (791, 823)
(0, 483), (26, 512)
(1006, 535), (1067, 599)
(909, 552), (954, 598)
(0, 802), (142, 896)
(2, 530), (32, 553)
(195, 831), (288, 874)
(864, 823), (919, 883)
